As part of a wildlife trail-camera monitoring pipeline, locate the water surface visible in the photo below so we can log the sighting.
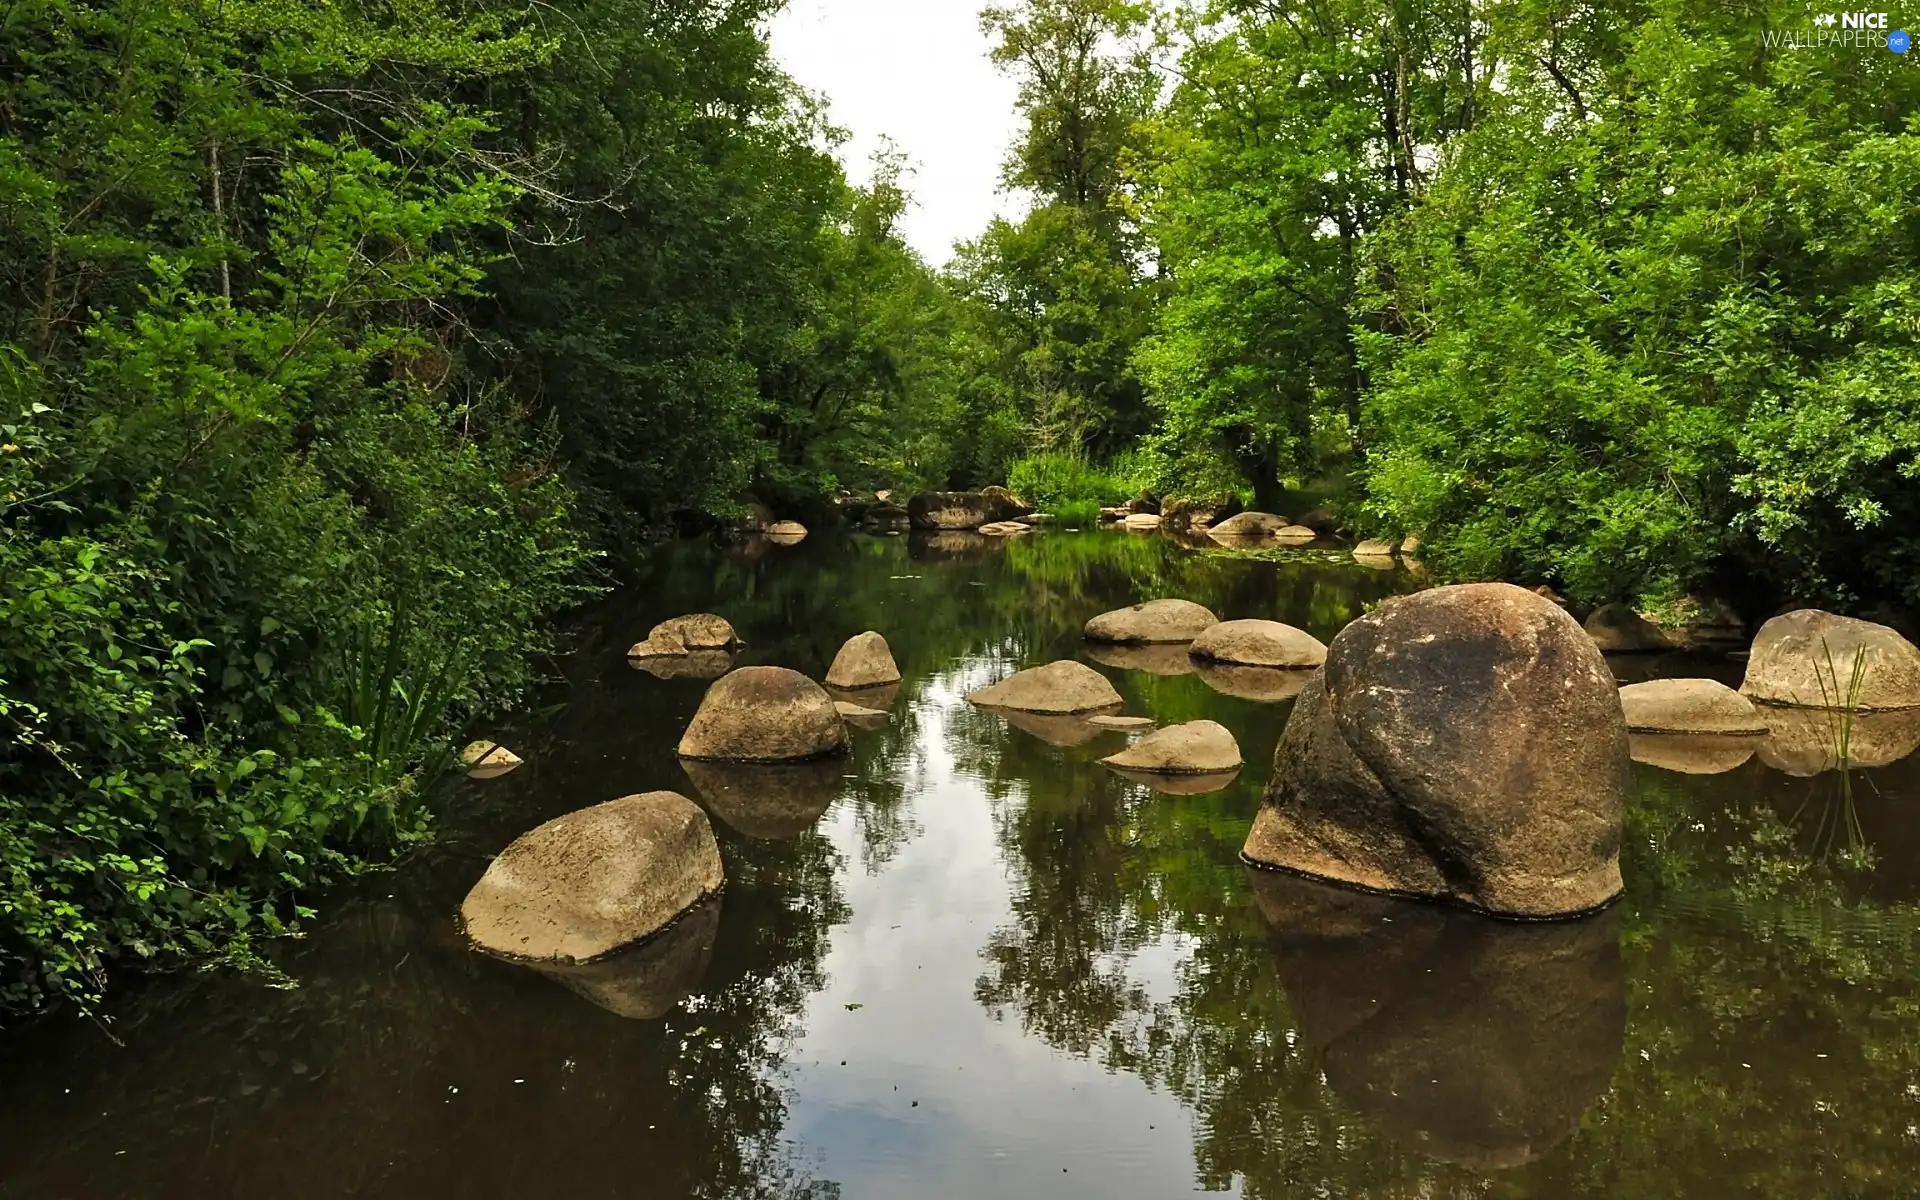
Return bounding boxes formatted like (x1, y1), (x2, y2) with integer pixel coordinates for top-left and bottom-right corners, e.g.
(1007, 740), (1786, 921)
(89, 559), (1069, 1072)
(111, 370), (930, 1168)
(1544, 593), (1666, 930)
(3, 530), (1918, 1198)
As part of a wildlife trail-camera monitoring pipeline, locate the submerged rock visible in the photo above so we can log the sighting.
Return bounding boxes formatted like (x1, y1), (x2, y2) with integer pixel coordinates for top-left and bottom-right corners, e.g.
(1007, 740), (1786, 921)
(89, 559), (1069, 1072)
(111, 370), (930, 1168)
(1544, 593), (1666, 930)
(1251, 869), (1625, 1170)
(1755, 706), (1920, 776)
(1082, 642), (1200, 676)
(680, 758), (844, 839)
(833, 700), (892, 728)
(1189, 619), (1328, 669)
(1209, 511), (1289, 541)
(1629, 732), (1762, 775)
(1100, 720), (1242, 775)
(967, 660), (1124, 714)
(630, 613), (738, 658)
(461, 791), (723, 964)
(461, 741), (523, 780)
(1583, 603), (1670, 653)
(1196, 662), (1314, 703)
(531, 897), (720, 1020)
(1243, 583), (1629, 919)
(1084, 598), (1220, 644)
(1741, 609), (1920, 711)
(1618, 678), (1769, 735)
(676, 667), (848, 762)
(825, 631), (902, 690)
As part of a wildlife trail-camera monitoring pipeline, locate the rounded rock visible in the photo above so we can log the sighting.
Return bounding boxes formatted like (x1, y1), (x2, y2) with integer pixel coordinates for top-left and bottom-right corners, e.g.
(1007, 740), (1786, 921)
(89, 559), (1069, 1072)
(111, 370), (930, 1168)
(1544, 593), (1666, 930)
(1190, 620), (1328, 669)
(825, 631), (902, 690)
(1209, 512), (1289, 540)
(966, 660), (1124, 714)
(1618, 679), (1768, 735)
(1084, 598), (1221, 645)
(1353, 539), (1399, 558)
(1243, 582), (1629, 919)
(676, 666), (848, 762)
(461, 791), (723, 964)
(1099, 720), (1243, 775)
(631, 613), (738, 657)
(1275, 525), (1319, 545)
(1740, 609), (1920, 711)
(1124, 512), (1163, 531)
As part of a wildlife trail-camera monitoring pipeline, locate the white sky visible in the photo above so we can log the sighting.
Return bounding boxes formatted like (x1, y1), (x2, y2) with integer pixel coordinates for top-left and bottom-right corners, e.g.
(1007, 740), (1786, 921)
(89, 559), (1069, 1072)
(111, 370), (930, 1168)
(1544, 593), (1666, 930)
(766, 0), (1027, 265)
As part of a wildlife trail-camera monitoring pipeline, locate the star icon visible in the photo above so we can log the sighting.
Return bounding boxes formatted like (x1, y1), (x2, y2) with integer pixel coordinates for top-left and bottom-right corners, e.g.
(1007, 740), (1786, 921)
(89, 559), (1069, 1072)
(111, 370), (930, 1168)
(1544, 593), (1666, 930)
(1815, 12), (1837, 25)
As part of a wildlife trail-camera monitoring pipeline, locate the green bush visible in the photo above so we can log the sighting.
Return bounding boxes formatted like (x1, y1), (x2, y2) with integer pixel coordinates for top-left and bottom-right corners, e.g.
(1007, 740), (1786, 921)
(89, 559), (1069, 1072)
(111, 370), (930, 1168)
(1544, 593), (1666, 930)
(1008, 453), (1138, 515)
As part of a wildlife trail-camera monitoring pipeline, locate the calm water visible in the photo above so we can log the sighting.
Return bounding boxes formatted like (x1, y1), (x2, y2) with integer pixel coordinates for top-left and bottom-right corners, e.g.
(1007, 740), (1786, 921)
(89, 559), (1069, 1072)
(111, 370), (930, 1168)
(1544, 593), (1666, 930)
(3, 530), (1919, 1199)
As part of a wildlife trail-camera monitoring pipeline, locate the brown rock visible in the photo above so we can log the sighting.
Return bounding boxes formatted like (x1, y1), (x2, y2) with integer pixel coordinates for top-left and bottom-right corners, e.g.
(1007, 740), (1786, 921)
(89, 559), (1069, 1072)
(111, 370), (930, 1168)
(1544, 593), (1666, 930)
(680, 759), (842, 839)
(1741, 609), (1920, 711)
(1755, 706), (1920, 776)
(825, 631), (902, 690)
(1123, 512), (1163, 531)
(1209, 511), (1289, 541)
(461, 792), (723, 964)
(1353, 538), (1400, 558)
(1083, 643), (1200, 676)
(1583, 603), (1670, 653)
(1100, 720), (1242, 774)
(676, 666), (848, 762)
(1197, 662), (1314, 703)
(1629, 733), (1761, 775)
(967, 660), (1124, 714)
(462, 741), (522, 779)
(531, 897), (719, 1020)
(1084, 598), (1221, 644)
(1618, 678), (1768, 735)
(1275, 525), (1319, 545)
(1190, 620), (1328, 669)
(1243, 582), (1628, 919)
(1250, 868), (1625, 1170)
(978, 521), (1032, 536)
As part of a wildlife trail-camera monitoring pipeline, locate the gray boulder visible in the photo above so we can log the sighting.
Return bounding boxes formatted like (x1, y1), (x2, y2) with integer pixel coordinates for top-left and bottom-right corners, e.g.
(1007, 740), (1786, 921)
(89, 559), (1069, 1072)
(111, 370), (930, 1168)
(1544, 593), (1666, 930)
(967, 660), (1124, 714)
(1190, 619), (1327, 669)
(1084, 598), (1220, 644)
(1741, 609), (1920, 711)
(1243, 583), (1629, 919)
(677, 667), (848, 762)
(461, 791), (723, 964)
(825, 631), (902, 690)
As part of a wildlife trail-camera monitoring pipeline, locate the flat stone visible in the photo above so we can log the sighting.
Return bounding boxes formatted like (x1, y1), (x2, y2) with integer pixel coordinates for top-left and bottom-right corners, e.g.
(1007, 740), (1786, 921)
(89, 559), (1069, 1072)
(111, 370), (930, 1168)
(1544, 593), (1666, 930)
(825, 631), (902, 690)
(1618, 678), (1769, 735)
(967, 660), (1124, 714)
(461, 792), (723, 964)
(462, 741), (522, 779)
(978, 521), (1032, 536)
(1085, 598), (1220, 644)
(1099, 720), (1243, 774)
(676, 666), (848, 762)
(1741, 609), (1920, 711)
(1243, 582), (1628, 919)
(1353, 539), (1399, 557)
(1124, 512), (1163, 530)
(1190, 620), (1327, 669)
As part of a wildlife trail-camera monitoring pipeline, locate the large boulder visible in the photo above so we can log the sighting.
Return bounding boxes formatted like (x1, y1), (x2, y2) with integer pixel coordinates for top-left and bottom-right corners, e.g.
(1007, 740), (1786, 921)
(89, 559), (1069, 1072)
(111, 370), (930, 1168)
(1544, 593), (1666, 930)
(1190, 619), (1327, 669)
(1741, 609), (1920, 711)
(1251, 869), (1625, 1170)
(1243, 583), (1629, 919)
(967, 660), (1123, 714)
(1099, 720), (1242, 775)
(1209, 511), (1289, 541)
(1084, 598), (1220, 644)
(1583, 603), (1670, 653)
(461, 791), (723, 964)
(630, 613), (738, 658)
(908, 490), (1028, 530)
(676, 666), (848, 762)
(1618, 678), (1769, 735)
(825, 631), (902, 690)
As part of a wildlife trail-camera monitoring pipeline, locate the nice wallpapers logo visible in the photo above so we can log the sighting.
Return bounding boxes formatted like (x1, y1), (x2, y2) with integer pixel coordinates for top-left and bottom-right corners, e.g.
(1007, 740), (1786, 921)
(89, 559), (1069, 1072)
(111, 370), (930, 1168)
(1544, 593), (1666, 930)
(1763, 11), (1912, 50)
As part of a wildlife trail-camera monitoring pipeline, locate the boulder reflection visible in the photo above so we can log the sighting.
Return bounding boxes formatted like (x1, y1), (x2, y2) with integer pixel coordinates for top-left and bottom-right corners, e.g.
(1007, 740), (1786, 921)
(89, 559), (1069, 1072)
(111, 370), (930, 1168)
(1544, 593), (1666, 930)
(1756, 706), (1920, 776)
(1249, 868), (1626, 1170)
(1082, 642), (1199, 676)
(531, 897), (721, 1019)
(680, 758), (845, 840)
